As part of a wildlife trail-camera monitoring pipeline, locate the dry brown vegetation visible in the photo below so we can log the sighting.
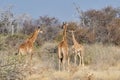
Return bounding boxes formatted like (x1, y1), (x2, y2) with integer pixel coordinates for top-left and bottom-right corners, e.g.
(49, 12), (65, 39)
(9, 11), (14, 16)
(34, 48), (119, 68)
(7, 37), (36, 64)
(1, 6), (120, 80)
(0, 34), (120, 80)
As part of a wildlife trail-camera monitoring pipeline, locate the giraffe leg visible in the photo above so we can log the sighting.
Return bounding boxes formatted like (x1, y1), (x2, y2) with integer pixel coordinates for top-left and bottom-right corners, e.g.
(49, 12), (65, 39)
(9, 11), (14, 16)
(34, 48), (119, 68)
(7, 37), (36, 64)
(78, 52), (81, 66)
(18, 49), (22, 63)
(80, 56), (82, 66)
(67, 57), (70, 72)
(30, 53), (33, 65)
(58, 47), (62, 71)
(29, 53), (33, 75)
(59, 58), (61, 71)
(81, 50), (84, 66)
(62, 59), (65, 70)
(81, 56), (84, 66)
(74, 54), (77, 66)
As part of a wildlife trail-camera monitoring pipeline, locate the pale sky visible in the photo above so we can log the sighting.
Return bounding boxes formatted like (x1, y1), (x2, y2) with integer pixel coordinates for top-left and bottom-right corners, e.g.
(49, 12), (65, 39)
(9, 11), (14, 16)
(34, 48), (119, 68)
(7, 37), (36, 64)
(0, 0), (120, 21)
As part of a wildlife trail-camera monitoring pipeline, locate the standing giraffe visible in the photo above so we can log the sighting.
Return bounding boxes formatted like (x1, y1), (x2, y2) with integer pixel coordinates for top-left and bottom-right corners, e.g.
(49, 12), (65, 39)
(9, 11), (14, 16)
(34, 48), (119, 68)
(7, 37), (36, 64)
(70, 30), (84, 66)
(58, 22), (69, 71)
(16, 27), (43, 65)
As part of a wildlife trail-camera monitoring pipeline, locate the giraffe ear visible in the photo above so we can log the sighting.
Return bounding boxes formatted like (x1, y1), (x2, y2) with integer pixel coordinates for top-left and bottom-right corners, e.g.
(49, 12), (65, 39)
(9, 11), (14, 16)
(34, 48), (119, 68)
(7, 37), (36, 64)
(63, 22), (67, 25)
(61, 22), (64, 29)
(38, 26), (40, 29)
(63, 22), (65, 25)
(61, 22), (67, 29)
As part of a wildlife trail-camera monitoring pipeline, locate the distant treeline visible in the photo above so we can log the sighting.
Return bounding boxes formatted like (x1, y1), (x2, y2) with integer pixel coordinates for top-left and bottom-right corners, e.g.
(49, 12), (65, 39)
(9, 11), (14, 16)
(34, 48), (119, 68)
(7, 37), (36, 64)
(0, 6), (120, 45)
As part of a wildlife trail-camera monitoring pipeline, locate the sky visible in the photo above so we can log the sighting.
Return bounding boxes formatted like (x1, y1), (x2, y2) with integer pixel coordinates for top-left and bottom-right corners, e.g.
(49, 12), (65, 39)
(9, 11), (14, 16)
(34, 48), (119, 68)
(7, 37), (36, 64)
(0, 0), (120, 21)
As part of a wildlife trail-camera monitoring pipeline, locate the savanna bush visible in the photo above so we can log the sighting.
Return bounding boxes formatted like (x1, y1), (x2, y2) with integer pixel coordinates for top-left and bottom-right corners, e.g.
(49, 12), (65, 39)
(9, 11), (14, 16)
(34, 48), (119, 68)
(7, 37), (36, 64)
(84, 43), (120, 69)
(38, 42), (58, 70)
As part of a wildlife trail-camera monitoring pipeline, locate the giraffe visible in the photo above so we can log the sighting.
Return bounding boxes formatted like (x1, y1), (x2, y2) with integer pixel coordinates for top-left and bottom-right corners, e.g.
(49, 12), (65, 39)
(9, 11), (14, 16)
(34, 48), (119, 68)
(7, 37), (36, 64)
(70, 30), (84, 66)
(16, 27), (43, 65)
(58, 22), (69, 71)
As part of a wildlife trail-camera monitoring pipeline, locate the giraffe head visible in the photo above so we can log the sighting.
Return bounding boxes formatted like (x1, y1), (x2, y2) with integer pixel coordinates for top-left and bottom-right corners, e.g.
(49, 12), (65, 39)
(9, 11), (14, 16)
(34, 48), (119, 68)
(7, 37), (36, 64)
(37, 26), (43, 34)
(62, 22), (68, 30)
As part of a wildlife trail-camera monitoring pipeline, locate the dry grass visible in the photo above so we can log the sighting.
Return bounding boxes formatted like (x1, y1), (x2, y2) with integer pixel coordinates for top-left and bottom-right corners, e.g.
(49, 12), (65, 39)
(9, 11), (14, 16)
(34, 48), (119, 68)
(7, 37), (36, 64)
(19, 43), (120, 80)
(0, 35), (120, 80)
(84, 43), (120, 70)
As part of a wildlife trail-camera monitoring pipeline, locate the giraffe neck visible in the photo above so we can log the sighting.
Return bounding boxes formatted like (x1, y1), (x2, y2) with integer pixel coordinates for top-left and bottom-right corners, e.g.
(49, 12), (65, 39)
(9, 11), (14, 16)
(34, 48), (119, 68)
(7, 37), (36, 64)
(62, 27), (67, 41)
(72, 31), (78, 45)
(29, 30), (39, 43)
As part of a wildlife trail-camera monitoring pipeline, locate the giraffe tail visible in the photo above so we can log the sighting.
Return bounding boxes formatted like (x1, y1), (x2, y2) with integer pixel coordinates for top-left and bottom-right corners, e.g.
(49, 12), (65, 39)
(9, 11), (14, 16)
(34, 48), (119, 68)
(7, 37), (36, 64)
(15, 49), (19, 55)
(15, 52), (18, 55)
